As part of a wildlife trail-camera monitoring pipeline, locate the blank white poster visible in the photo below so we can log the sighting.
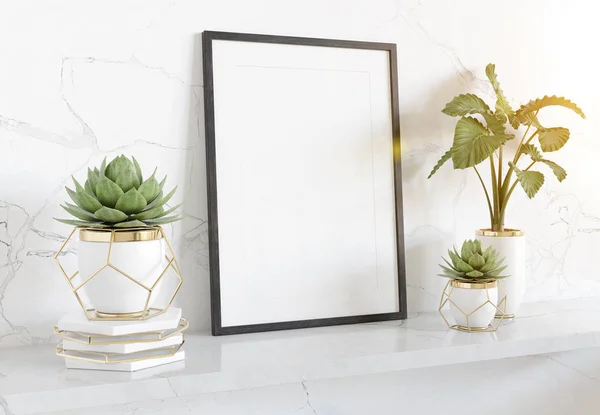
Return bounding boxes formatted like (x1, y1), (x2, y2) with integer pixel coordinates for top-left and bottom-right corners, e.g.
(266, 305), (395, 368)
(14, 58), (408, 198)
(211, 39), (399, 327)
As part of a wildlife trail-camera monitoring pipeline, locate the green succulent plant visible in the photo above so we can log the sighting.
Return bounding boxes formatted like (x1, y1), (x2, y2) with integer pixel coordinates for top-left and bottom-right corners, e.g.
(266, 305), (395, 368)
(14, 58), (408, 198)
(438, 239), (508, 283)
(55, 155), (182, 228)
(428, 63), (585, 232)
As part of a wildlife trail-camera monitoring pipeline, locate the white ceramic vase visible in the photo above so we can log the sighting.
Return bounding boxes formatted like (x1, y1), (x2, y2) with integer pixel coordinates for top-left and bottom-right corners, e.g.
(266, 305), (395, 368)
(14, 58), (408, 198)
(475, 229), (526, 318)
(449, 280), (498, 329)
(77, 227), (167, 317)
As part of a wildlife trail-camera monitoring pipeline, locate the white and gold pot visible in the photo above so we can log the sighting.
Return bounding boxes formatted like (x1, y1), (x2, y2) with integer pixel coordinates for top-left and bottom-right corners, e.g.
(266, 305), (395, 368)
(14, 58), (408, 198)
(449, 280), (498, 329)
(55, 226), (183, 320)
(475, 229), (525, 318)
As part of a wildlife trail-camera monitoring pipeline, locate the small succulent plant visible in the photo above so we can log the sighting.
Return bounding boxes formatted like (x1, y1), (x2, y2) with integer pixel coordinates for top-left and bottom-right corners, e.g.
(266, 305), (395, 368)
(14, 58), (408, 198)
(55, 155), (181, 228)
(438, 239), (508, 282)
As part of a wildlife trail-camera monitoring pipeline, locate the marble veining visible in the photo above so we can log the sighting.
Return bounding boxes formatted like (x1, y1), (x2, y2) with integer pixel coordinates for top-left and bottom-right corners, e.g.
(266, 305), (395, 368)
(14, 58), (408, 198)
(1, 0), (600, 348)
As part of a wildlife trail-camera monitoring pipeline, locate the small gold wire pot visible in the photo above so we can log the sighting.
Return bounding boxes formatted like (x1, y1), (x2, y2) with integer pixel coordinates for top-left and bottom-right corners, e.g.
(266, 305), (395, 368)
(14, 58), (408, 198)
(53, 226), (183, 321)
(438, 279), (507, 333)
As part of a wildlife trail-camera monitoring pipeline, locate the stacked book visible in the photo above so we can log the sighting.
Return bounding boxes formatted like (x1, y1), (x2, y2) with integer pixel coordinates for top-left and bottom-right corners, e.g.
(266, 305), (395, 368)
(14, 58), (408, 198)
(54, 308), (187, 372)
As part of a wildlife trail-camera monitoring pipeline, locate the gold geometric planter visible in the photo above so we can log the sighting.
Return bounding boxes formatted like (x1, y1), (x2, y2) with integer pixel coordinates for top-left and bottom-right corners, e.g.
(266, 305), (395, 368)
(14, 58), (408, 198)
(438, 279), (507, 333)
(53, 226), (183, 321)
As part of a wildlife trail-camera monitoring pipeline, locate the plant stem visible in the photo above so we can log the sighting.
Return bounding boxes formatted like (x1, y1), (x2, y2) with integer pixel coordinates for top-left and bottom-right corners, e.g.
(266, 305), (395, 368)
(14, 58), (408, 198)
(474, 166), (494, 229)
(499, 161), (537, 222)
(499, 114), (541, 220)
(489, 156), (499, 231)
(498, 146), (503, 227)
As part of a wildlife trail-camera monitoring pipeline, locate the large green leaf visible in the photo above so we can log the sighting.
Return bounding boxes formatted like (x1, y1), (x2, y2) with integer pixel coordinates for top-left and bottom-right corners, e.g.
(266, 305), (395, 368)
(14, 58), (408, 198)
(65, 186), (102, 213)
(61, 203), (99, 222)
(427, 148), (452, 179)
(541, 159), (567, 182)
(511, 163), (545, 199)
(138, 169), (160, 203)
(514, 111), (545, 130)
(95, 176), (124, 208)
(538, 127), (570, 152)
(516, 95), (586, 119)
(520, 144), (543, 162)
(485, 64), (515, 122)
(482, 112), (510, 138)
(94, 206), (128, 223)
(451, 117), (505, 169)
(115, 188), (147, 214)
(442, 94), (490, 116)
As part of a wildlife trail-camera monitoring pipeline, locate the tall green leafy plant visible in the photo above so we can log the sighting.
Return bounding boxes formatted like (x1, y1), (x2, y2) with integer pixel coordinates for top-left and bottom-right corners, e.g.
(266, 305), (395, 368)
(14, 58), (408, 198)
(428, 64), (585, 231)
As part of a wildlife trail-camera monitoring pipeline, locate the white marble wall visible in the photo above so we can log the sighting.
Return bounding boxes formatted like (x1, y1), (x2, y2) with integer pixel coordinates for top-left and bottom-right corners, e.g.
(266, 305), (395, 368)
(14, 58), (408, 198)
(1, 0), (599, 347)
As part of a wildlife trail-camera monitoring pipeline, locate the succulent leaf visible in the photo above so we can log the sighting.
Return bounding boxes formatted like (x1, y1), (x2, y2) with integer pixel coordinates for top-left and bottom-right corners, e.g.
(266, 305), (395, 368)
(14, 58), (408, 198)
(56, 155), (182, 229)
(115, 188), (147, 214)
(94, 206), (128, 223)
(96, 176), (124, 208)
(156, 203), (182, 219)
(61, 203), (99, 222)
(467, 253), (485, 269)
(113, 220), (148, 228)
(138, 170), (160, 203)
(99, 157), (107, 177)
(115, 168), (141, 193)
(84, 180), (96, 198)
(439, 240), (509, 282)
(54, 218), (107, 227)
(87, 168), (99, 195)
(132, 156), (143, 184)
(66, 186), (102, 213)
(448, 249), (474, 273)
(143, 215), (182, 225)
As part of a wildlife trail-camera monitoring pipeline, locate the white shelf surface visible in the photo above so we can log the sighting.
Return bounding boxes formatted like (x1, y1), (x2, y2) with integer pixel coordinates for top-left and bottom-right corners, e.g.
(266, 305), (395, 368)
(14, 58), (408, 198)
(2, 297), (600, 414)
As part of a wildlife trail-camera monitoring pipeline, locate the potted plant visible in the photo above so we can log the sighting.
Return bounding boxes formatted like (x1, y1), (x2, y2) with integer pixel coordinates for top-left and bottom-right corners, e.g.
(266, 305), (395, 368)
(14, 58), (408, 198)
(54, 155), (182, 319)
(438, 239), (508, 331)
(428, 64), (585, 317)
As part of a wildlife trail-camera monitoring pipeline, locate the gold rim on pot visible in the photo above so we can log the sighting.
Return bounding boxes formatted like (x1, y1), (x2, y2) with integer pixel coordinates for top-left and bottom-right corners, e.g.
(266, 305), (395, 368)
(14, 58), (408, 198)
(450, 280), (498, 290)
(476, 228), (524, 237)
(78, 227), (163, 243)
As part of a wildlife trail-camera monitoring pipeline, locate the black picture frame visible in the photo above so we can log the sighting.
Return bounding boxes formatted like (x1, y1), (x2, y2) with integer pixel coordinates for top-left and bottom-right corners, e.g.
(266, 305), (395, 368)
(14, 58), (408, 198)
(202, 30), (406, 335)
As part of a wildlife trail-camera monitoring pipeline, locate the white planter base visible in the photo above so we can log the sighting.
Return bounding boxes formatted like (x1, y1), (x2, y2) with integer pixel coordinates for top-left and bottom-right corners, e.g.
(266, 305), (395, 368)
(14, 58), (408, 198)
(476, 229), (526, 317)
